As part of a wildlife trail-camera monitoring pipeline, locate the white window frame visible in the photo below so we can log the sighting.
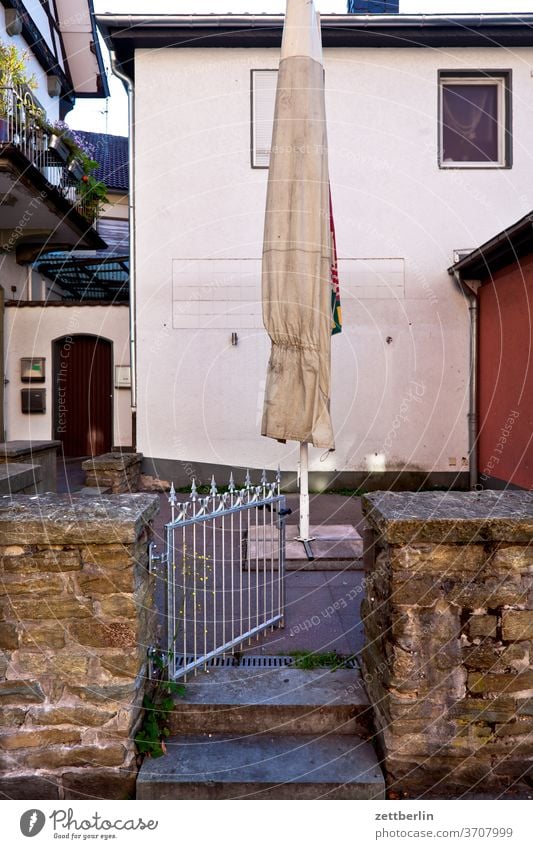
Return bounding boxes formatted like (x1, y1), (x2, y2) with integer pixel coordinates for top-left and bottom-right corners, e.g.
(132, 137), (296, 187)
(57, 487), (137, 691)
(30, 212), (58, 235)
(251, 69), (278, 168)
(439, 73), (509, 169)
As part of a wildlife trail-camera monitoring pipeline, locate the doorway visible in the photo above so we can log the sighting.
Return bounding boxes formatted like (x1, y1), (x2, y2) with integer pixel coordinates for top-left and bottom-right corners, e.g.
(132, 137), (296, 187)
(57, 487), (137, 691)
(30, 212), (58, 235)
(53, 335), (113, 457)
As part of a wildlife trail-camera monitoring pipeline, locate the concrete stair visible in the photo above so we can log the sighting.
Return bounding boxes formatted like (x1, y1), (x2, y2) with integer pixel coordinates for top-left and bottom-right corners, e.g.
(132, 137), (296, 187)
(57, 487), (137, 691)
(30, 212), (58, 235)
(137, 665), (385, 800)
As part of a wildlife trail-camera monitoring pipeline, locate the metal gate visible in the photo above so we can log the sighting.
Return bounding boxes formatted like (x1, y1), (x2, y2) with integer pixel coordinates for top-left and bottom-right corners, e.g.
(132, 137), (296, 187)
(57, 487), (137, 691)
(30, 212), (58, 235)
(152, 471), (288, 680)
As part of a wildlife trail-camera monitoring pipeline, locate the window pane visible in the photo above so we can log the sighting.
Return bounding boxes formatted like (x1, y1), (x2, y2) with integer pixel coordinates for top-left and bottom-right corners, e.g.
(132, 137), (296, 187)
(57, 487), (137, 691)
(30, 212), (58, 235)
(442, 83), (499, 163)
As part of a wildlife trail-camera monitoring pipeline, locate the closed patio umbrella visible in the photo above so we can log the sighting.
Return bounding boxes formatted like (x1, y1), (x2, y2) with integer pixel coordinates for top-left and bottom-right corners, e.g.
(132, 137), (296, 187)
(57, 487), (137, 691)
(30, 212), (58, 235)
(261, 0), (340, 549)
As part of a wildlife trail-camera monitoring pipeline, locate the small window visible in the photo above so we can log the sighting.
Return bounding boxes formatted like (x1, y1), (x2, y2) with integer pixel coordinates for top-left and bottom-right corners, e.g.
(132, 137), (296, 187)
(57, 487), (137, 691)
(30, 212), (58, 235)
(439, 72), (511, 168)
(251, 69), (278, 168)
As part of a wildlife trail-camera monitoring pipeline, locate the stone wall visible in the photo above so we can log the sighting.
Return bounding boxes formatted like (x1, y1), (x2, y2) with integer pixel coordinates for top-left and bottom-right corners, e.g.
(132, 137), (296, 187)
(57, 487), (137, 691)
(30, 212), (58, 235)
(361, 490), (533, 797)
(0, 493), (159, 800)
(82, 453), (143, 494)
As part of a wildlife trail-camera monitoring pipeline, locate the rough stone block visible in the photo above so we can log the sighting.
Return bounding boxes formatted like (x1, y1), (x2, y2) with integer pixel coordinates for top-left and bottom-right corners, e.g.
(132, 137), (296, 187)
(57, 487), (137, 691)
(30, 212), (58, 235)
(490, 545), (533, 575)
(19, 625), (66, 649)
(0, 623), (18, 649)
(0, 728), (81, 750)
(80, 544), (132, 568)
(77, 569), (134, 595)
(391, 544), (485, 575)
(449, 578), (529, 609)
(99, 650), (142, 679)
(0, 680), (44, 704)
(62, 768), (136, 800)
(494, 720), (533, 737)
(24, 744), (127, 769)
(12, 653), (89, 680)
(68, 683), (137, 704)
(449, 698), (518, 724)
(468, 615), (498, 639)
(502, 611), (533, 641)
(1, 575), (63, 595)
(0, 707), (27, 727)
(468, 671), (533, 695)
(0, 775), (60, 800)
(98, 594), (136, 618)
(463, 642), (528, 673)
(1, 548), (81, 573)
(68, 621), (136, 648)
(5, 597), (93, 620)
(28, 706), (117, 727)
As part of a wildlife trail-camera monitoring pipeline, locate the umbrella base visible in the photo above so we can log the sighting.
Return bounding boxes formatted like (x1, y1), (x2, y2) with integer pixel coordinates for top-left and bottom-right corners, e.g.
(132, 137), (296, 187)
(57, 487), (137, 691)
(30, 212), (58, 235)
(246, 524), (363, 571)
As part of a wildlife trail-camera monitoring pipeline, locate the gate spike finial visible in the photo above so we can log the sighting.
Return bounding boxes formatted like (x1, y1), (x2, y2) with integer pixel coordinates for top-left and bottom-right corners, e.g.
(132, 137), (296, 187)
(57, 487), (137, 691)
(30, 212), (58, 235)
(190, 477), (198, 500)
(168, 482), (177, 508)
(245, 469), (251, 489)
(210, 475), (218, 497)
(261, 468), (267, 487)
(228, 472), (235, 493)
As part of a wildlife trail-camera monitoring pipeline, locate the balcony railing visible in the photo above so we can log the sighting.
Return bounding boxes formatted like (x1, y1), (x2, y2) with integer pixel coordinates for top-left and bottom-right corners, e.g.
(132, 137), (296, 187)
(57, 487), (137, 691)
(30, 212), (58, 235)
(0, 85), (93, 221)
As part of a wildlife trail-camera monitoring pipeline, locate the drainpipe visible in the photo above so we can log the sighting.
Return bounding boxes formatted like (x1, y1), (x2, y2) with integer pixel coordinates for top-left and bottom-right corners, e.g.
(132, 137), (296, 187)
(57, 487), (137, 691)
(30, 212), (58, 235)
(454, 271), (479, 490)
(109, 51), (137, 449)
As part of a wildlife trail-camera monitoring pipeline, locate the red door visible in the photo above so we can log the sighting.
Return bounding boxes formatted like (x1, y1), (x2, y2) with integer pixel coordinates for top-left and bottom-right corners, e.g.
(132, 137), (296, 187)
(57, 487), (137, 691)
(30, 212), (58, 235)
(54, 335), (113, 457)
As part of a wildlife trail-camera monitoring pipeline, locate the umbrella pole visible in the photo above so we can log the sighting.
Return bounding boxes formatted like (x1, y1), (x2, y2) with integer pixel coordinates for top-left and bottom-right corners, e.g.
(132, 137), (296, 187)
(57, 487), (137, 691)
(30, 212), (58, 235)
(298, 442), (314, 559)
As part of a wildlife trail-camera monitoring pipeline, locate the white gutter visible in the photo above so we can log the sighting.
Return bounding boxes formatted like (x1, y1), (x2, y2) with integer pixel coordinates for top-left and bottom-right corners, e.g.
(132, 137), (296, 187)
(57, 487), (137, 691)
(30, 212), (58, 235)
(109, 51), (137, 442)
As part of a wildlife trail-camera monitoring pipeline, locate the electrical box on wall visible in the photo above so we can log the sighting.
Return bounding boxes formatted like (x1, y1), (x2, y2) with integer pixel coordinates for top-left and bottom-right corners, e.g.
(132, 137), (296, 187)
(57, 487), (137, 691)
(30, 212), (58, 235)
(114, 365), (131, 388)
(20, 357), (45, 383)
(21, 389), (46, 414)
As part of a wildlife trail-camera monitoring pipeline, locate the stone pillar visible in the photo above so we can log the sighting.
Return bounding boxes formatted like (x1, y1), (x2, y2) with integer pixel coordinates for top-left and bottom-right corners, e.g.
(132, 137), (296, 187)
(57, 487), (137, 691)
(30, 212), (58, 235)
(82, 453), (143, 494)
(361, 490), (533, 797)
(0, 493), (159, 800)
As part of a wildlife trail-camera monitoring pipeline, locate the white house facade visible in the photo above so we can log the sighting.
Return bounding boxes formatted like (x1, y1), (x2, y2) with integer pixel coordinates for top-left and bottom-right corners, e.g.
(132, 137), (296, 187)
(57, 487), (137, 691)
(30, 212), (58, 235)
(99, 13), (533, 489)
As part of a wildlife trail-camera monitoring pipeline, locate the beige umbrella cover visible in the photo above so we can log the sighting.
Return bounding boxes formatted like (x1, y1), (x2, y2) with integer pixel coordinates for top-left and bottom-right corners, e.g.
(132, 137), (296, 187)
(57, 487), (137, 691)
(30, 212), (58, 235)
(261, 0), (334, 451)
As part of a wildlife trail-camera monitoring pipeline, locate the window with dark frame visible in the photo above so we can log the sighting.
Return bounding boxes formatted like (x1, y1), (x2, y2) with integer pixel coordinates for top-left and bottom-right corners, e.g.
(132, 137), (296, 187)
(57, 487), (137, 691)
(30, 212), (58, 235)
(439, 72), (511, 168)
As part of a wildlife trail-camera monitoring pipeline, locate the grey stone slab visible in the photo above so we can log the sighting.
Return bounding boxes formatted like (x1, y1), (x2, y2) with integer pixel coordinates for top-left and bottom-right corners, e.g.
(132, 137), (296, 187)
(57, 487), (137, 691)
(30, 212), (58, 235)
(363, 490), (533, 543)
(137, 733), (385, 800)
(0, 493), (159, 544)
(0, 440), (62, 457)
(0, 463), (42, 495)
(177, 666), (369, 707)
(170, 667), (371, 737)
(249, 523), (363, 569)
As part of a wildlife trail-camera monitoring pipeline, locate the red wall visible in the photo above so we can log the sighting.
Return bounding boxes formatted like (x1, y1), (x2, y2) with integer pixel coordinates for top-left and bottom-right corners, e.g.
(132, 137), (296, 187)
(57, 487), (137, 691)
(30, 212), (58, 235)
(478, 256), (533, 489)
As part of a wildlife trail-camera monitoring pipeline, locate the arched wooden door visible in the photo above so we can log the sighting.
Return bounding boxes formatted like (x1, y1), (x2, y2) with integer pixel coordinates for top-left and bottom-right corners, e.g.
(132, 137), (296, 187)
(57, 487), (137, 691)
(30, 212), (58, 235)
(54, 335), (113, 457)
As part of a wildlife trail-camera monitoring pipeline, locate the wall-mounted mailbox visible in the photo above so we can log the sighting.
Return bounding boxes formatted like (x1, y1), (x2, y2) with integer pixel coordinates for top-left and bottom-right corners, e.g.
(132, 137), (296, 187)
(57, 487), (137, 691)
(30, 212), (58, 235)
(21, 388), (46, 414)
(21, 357), (45, 383)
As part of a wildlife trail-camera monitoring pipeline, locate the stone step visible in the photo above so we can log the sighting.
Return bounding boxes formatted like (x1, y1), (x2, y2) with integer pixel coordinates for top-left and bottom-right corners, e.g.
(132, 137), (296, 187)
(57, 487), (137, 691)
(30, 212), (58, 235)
(169, 666), (373, 738)
(136, 732), (385, 800)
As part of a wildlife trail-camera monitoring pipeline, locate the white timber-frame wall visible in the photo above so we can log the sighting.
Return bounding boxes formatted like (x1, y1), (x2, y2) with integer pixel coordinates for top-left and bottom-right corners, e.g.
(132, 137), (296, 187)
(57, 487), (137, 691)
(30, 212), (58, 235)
(133, 46), (533, 480)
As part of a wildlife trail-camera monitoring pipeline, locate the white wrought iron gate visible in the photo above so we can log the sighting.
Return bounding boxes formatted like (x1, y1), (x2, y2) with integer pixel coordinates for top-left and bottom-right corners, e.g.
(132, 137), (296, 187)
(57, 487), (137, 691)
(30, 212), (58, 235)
(151, 471), (289, 680)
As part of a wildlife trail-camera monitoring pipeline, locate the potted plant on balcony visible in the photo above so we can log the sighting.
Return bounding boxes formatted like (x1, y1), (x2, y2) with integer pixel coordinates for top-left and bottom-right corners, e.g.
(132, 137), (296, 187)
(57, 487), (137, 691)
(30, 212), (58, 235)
(0, 40), (37, 142)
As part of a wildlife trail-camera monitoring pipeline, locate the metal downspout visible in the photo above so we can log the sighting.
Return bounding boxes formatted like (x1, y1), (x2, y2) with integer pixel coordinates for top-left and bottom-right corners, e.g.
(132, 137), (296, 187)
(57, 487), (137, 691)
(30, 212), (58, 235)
(454, 271), (479, 489)
(109, 51), (137, 447)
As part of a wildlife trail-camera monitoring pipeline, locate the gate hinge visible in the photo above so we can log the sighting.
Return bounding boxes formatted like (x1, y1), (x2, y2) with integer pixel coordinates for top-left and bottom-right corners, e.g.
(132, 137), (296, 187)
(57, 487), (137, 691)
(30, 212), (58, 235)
(149, 542), (168, 574)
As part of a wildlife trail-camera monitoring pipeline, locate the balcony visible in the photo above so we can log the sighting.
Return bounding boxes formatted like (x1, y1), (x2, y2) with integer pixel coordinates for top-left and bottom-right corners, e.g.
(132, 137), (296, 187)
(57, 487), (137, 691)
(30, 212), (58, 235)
(0, 85), (105, 260)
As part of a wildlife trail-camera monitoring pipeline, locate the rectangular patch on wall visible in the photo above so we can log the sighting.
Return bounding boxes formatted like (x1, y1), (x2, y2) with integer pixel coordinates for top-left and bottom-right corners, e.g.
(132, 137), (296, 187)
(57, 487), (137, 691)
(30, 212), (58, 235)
(338, 258), (405, 301)
(172, 259), (263, 329)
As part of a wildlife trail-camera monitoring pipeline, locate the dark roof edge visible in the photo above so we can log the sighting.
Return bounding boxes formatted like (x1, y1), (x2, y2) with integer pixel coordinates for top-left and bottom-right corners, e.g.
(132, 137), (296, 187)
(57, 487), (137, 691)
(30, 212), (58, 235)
(448, 211), (533, 281)
(96, 13), (533, 28)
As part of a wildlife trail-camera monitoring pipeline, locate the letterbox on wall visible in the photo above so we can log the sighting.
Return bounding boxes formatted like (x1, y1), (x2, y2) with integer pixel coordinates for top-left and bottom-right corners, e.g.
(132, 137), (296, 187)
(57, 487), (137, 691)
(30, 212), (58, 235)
(21, 389), (46, 414)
